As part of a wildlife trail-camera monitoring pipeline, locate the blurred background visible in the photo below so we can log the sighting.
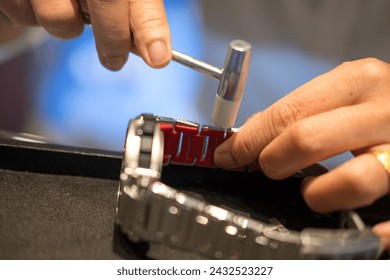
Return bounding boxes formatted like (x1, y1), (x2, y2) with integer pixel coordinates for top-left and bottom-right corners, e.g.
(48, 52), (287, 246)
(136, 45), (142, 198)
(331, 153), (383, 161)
(1, 0), (390, 169)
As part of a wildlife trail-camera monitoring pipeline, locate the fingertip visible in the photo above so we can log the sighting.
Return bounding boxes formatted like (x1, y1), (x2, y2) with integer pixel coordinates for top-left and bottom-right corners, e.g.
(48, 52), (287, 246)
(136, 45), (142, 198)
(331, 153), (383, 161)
(54, 21), (84, 39)
(300, 176), (315, 192)
(372, 221), (390, 236)
(300, 176), (334, 213)
(214, 151), (239, 169)
(300, 176), (318, 205)
(97, 50), (128, 71)
(258, 153), (286, 180)
(372, 221), (390, 250)
(100, 53), (128, 71)
(380, 237), (390, 251)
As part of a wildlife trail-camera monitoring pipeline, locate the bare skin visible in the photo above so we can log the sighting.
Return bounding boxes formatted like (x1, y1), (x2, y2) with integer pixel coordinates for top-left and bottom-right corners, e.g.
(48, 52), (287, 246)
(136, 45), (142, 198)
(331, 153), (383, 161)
(215, 58), (390, 250)
(0, 24), (24, 44)
(0, 0), (171, 70)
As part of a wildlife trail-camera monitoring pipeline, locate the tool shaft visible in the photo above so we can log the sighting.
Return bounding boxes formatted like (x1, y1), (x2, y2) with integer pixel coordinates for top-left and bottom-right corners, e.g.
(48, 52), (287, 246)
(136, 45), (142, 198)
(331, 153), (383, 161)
(171, 50), (222, 80)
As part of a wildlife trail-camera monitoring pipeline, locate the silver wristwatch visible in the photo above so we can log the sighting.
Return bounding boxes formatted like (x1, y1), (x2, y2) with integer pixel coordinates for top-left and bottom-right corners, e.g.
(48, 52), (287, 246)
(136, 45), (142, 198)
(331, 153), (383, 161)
(115, 114), (381, 260)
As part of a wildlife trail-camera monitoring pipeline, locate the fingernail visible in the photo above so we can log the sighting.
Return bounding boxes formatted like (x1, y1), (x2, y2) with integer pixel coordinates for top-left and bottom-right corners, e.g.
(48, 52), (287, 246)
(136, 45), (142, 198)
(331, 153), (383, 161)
(214, 152), (238, 168)
(104, 55), (126, 71)
(147, 40), (169, 67)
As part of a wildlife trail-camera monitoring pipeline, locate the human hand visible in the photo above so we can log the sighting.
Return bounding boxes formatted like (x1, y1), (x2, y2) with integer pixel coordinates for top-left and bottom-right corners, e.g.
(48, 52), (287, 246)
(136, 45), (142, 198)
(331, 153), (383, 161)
(214, 58), (390, 250)
(0, 0), (171, 71)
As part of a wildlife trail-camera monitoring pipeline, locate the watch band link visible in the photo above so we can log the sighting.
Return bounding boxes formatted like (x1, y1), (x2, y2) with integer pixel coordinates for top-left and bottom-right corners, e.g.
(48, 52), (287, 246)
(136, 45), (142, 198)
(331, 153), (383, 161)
(158, 117), (233, 168)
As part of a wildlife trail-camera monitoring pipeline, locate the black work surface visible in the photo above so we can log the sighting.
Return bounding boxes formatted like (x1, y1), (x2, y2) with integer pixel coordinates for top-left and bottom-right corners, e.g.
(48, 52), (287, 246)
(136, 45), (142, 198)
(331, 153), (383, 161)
(0, 138), (389, 259)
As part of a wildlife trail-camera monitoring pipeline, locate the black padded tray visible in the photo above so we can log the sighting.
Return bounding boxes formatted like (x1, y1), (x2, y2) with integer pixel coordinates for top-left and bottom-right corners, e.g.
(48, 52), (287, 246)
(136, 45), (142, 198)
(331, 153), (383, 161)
(0, 138), (389, 259)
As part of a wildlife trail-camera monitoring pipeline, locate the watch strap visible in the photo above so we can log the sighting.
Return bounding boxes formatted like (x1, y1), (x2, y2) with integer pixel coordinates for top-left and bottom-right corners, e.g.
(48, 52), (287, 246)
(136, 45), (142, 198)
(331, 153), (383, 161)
(158, 116), (232, 168)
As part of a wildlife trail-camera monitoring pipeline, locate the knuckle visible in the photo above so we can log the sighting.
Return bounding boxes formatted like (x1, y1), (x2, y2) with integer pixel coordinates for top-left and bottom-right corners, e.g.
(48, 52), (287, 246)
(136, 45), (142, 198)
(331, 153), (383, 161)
(36, 8), (82, 38)
(344, 58), (390, 85)
(137, 12), (166, 28)
(131, 4), (167, 34)
(302, 194), (322, 212)
(267, 101), (301, 135)
(288, 121), (322, 155)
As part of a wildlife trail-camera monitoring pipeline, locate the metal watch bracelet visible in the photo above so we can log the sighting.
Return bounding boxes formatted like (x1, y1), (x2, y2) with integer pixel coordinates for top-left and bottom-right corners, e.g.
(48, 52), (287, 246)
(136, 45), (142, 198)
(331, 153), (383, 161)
(115, 114), (381, 259)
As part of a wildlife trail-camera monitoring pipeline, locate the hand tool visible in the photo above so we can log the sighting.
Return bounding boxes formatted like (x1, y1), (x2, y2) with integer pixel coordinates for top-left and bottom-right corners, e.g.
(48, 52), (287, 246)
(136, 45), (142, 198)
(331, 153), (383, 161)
(82, 13), (252, 128)
(171, 41), (252, 128)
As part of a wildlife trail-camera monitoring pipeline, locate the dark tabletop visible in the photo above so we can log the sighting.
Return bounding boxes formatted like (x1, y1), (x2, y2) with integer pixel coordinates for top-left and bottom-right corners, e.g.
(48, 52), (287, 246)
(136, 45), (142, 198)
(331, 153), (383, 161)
(0, 138), (389, 259)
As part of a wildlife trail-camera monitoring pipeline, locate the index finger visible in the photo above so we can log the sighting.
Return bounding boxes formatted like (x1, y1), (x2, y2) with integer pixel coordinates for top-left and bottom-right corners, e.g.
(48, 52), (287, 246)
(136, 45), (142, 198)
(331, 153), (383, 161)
(86, 0), (130, 71)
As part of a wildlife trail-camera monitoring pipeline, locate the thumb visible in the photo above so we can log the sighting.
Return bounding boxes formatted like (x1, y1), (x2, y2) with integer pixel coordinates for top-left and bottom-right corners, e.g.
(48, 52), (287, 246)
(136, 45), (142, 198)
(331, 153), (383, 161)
(129, 0), (171, 68)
